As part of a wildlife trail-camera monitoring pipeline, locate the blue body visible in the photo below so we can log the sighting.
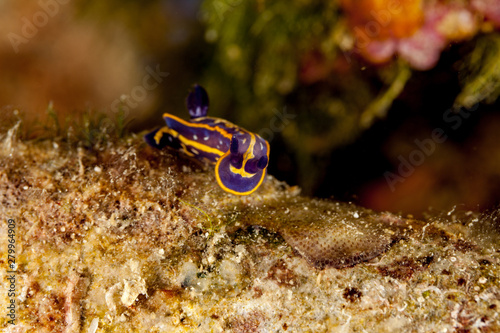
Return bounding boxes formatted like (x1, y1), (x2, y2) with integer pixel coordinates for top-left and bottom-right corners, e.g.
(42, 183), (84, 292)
(145, 85), (270, 195)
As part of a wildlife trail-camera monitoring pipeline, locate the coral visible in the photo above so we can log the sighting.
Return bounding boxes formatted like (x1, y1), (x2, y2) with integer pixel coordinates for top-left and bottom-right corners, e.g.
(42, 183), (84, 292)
(343, 0), (481, 70)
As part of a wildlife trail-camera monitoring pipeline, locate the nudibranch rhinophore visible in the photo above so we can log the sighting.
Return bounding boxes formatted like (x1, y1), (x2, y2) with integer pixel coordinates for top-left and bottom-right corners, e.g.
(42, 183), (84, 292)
(144, 85), (270, 195)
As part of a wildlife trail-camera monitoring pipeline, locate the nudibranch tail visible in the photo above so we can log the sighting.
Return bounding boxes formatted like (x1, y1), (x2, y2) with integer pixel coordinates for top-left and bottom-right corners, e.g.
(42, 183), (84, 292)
(186, 84), (209, 119)
(144, 126), (181, 150)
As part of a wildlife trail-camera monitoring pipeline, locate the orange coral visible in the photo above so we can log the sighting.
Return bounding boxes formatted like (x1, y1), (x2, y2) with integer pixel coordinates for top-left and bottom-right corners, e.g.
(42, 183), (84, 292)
(341, 0), (424, 40)
(341, 0), (486, 70)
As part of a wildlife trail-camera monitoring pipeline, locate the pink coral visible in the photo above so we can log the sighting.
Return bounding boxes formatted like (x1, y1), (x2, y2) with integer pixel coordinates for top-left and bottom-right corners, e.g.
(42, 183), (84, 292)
(346, 2), (480, 70)
(472, 0), (500, 28)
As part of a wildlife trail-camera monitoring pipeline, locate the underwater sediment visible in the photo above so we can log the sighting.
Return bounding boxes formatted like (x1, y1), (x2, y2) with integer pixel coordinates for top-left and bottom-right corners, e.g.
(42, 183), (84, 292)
(0, 126), (499, 332)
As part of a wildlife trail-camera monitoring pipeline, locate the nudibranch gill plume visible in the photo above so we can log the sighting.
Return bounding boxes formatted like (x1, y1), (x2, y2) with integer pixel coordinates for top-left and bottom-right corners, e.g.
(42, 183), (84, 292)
(144, 85), (270, 195)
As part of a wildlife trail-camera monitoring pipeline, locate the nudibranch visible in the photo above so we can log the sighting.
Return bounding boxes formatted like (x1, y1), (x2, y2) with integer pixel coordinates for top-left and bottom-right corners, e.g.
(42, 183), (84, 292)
(144, 85), (270, 195)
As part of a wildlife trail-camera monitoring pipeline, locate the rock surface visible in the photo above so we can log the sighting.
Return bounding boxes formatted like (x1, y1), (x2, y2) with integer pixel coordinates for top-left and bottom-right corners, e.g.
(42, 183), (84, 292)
(0, 127), (499, 332)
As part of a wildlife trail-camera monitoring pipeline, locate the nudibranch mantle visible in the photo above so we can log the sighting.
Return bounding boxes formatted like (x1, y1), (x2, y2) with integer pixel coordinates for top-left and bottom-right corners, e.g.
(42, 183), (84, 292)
(144, 85), (270, 195)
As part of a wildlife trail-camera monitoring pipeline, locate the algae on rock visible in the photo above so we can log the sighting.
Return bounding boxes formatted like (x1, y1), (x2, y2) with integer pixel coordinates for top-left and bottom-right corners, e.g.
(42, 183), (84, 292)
(0, 123), (499, 332)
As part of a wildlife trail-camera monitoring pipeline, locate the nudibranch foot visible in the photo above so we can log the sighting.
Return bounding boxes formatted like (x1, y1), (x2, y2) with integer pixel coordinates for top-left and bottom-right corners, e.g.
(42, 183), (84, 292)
(144, 126), (181, 150)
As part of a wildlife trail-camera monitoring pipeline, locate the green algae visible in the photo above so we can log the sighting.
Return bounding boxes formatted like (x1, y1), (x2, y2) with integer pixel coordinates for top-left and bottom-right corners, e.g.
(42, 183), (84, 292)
(455, 34), (500, 109)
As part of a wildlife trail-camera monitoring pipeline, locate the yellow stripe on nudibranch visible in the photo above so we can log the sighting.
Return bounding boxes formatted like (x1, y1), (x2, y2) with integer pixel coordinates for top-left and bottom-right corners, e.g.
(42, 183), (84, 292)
(215, 159), (267, 196)
(158, 114), (229, 157)
(153, 127), (172, 145)
(163, 113), (233, 140)
(229, 133), (257, 178)
(214, 137), (270, 196)
(215, 180), (265, 196)
(145, 85), (270, 196)
(176, 133), (225, 157)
